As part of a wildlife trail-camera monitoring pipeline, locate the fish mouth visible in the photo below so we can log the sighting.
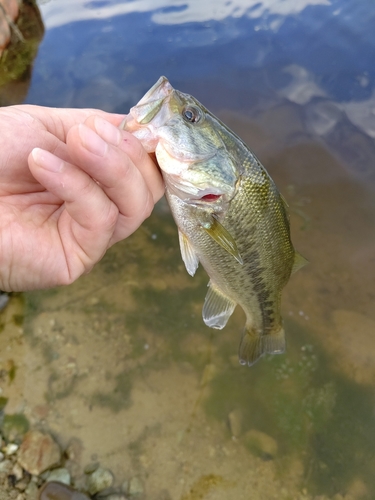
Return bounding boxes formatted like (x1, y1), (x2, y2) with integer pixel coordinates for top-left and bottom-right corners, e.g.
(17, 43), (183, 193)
(130, 76), (173, 125)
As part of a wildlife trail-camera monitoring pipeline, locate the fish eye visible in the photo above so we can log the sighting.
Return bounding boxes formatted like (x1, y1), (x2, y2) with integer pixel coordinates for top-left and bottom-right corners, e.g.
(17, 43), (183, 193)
(182, 106), (202, 124)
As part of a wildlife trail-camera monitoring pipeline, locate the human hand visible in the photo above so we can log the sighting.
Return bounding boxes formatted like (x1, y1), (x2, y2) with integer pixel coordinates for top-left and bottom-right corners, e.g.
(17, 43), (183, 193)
(0, 105), (164, 291)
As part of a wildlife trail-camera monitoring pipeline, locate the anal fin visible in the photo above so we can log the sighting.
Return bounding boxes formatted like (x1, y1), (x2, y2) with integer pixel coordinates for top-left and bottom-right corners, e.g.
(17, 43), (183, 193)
(203, 283), (236, 329)
(238, 327), (285, 366)
(292, 251), (308, 274)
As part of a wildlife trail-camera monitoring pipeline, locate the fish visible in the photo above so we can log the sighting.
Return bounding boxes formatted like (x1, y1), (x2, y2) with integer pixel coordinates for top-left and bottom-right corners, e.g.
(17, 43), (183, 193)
(122, 76), (306, 366)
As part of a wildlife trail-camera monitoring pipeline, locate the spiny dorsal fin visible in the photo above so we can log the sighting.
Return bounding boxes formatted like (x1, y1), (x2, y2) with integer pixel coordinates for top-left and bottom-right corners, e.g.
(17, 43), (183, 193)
(203, 282), (236, 329)
(200, 215), (243, 265)
(178, 229), (199, 277)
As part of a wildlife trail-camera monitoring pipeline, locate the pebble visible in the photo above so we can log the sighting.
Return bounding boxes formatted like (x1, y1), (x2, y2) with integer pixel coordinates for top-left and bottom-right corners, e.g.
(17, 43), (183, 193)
(46, 467), (71, 485)
(0, 293), (9, 311)
(244, 429), (278, 459)
(11, 461), (24, 480)
(25, 480), (39, 500)
(4, 442), (19, 455)
(38, 481), (91, 500)
(83, 461), (99, 474)
(65, 438), (83, 463)
(86, 466), (114, 495)
(128, 476), (144, 496)
(228, 408), (243, 438)
(18, 430), (61, 475)
(15, 474), (31, 492)
(0, 458), (12, 473)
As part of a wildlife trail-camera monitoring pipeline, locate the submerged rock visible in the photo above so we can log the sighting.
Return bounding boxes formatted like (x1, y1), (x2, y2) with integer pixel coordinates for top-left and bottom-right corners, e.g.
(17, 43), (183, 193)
(38, 481), (90, 500)
(18, 430), (61, 475)
(46, 467), (71, 485)
(0, 292), (9, 311)
(86, 466), (114, 495)
(128, 476), (144, 496)
(228, 408), (243, 438)
(25, 480), (39, 500)
(244, 429), (278, 459)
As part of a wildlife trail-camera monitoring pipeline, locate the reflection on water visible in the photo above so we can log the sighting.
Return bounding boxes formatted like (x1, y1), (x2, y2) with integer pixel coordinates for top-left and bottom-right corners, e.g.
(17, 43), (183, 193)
(1, 0), (375, 498)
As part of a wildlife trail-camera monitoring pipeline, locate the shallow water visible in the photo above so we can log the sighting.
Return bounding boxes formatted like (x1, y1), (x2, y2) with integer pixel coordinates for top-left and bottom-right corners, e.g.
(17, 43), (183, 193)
(1, 1), (375, 498)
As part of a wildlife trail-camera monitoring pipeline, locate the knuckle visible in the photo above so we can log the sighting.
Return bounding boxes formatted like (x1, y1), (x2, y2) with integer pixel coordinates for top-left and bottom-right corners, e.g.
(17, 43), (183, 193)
(142, 191), (154, 220)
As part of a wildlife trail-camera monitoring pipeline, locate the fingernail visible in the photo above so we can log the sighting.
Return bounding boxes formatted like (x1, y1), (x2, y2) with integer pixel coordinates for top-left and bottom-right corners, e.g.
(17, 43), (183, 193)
(31, 148), (64, 172)
(93, 116), (122, 146)
(79, 124), (108, 157)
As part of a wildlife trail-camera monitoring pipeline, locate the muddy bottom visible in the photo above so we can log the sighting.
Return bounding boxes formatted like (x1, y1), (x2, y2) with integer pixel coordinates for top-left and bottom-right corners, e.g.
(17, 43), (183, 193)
(1, 107), (374, 500)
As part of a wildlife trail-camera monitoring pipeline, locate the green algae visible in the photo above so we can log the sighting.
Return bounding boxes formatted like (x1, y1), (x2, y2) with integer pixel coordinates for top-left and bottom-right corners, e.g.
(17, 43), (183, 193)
(204, 319), (375, 497)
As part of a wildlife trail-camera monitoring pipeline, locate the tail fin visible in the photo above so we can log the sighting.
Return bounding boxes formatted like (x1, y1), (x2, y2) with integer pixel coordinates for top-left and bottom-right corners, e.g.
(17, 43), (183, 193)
(238, 326), (286, 366)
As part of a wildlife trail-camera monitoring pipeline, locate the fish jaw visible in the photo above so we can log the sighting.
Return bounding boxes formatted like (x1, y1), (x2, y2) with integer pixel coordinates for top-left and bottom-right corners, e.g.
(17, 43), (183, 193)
(121, 76), (174, 152)
(122, 76), (239, 206)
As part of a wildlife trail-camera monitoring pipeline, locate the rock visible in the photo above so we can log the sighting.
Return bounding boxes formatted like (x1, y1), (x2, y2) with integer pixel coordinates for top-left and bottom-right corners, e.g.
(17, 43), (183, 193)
(228, 408), (243, 437)
(0, 458), (12, 473)
(24, 480), (39, 500)
(11, 461), (24, 481)
(46, 467), (71, 485)
(4, 442), (18, 455)
(38, 481), (91, 500)
(15, 473), (31, 492)
(244, 429), (278, 459)
(120, 479), (129, 493)
(86, 467), (114, 495)
(65, 438), (83, 463)
(345, 477), (368, 499)
(64, 438), (84, 481)
(0, 292), (9, 311)
(17, 430), (61, 475)
(128, 476), (144, 496)
(83, 461), (99, 474)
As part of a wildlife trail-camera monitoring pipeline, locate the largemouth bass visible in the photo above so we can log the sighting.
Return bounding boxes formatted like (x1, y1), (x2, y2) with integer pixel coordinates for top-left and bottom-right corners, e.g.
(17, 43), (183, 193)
(123, 76), (306, 366)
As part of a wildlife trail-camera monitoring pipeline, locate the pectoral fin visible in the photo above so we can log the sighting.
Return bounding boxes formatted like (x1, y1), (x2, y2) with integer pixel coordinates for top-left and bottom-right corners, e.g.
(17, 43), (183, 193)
(200, 215), (243, 265)
(178, 230), (199, 277)
(203, 283), (236, 329)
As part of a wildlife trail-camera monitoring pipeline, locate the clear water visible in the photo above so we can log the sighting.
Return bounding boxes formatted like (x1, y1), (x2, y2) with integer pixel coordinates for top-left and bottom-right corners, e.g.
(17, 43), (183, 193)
(1, 1), (375, 498)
